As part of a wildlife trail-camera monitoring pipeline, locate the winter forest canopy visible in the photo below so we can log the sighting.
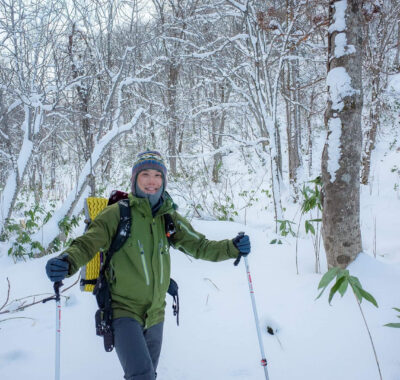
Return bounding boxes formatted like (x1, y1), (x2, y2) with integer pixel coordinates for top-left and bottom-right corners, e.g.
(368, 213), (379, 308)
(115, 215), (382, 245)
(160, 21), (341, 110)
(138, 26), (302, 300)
(0, 0), (399, 268)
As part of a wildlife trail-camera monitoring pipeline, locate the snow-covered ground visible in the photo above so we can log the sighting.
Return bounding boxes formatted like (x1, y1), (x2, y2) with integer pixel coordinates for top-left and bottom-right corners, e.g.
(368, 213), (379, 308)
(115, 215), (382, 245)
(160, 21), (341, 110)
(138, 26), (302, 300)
(1, 136), (399, 380)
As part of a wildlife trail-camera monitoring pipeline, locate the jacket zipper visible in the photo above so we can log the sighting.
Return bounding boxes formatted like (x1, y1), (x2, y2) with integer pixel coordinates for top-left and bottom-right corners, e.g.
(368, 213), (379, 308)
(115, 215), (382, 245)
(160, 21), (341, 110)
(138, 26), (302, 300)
(137, 240), (150, 286)
(159, 240), (164, 285)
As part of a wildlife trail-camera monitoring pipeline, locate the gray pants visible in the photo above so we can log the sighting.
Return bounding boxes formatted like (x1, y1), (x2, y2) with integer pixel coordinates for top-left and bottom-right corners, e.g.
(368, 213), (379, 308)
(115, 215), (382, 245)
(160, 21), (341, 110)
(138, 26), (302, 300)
(112, 317), (163, 380)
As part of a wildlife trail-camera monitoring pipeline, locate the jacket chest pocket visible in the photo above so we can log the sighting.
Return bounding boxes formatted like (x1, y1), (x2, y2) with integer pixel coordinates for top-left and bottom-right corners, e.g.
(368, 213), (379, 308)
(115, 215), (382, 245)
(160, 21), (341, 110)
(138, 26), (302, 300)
(158, 237), (171, 285)
(137, 240), (150, 286)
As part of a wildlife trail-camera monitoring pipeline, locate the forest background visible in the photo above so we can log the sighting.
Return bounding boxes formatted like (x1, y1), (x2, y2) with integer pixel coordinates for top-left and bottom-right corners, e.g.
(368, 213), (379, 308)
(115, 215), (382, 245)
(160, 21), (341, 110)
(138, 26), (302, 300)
(0, 0), (400, 305)
(1, 1), (400, 379)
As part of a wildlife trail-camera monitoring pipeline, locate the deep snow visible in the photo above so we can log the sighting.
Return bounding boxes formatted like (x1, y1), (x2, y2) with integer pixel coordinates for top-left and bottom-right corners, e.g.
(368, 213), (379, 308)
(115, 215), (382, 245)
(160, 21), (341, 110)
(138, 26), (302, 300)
(0, 136), (399, 380)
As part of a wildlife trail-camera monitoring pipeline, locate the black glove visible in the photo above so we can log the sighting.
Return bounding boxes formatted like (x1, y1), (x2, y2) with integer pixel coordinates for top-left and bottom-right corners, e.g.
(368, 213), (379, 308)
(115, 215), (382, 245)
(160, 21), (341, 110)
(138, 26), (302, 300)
(46, 254), (69, 282)
(232, 233), (251, 256)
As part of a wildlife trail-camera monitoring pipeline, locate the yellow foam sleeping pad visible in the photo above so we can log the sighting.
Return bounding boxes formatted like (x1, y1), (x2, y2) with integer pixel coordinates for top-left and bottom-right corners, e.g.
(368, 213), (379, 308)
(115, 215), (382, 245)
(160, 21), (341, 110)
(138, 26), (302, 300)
(80, 197), (109, 292)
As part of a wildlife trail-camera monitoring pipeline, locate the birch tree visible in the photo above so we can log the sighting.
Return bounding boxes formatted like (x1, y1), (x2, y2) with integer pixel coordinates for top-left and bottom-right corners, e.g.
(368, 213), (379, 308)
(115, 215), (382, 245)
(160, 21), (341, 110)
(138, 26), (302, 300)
(361, 0), (400, 185)
(151, 0), (190, 175)
(227, 0), (315, 221)
(0, 0), (65, 235)
(34, 0), (149, 249)
(321, 0), (363, 268)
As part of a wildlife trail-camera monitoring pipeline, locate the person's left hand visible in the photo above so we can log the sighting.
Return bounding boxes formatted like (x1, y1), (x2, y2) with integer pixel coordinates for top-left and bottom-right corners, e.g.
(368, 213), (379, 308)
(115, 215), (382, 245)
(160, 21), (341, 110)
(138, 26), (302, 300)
(232, 234), (251, 256)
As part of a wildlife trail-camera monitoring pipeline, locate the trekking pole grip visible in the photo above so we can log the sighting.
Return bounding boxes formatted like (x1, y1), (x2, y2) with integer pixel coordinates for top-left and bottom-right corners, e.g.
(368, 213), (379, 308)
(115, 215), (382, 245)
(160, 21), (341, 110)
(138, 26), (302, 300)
(54, 281), (63, 301)
(233, 231), (245, 266)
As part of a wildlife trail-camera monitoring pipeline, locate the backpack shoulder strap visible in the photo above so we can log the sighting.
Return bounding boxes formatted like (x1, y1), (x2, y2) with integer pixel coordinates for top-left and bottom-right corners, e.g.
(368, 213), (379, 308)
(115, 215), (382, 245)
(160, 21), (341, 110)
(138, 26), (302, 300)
(164, 212), (176, 242)
(100, 199), (132, 275)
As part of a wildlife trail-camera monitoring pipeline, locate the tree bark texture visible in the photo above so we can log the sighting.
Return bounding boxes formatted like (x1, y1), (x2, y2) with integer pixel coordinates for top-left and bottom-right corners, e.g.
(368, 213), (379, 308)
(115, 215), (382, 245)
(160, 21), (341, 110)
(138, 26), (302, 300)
(284, 59), (301, 191)
(321, 0), (363, 269)
(361, 83), (380, 185)
(68, 24), (96, 196)
(167, 61), (179, 175)
(360, 7), (392, 185)
(212, 82), (230, 183)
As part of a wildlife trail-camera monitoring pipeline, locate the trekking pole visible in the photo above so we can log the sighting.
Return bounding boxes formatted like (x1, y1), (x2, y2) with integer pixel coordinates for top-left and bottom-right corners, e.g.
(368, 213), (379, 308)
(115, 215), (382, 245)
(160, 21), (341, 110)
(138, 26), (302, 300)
(43, 281), (63, 380)
(234, 233), (270, 380)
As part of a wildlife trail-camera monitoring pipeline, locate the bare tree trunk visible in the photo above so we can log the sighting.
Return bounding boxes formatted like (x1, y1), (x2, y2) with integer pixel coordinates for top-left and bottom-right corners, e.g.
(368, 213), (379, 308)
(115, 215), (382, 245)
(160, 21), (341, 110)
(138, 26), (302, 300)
(68, 23), (96, 196)
(394, 20), (400, 70)
(321, 0), (363, 269)
(284, 0), (301, 194)
(82, 116), (96, 196)
(212, 82), (230, 183)
(361, 78), (380, 185)
(167, 61), (179, 175)
(360, 2), (400, 184)
(50, 132), (57, 190)
(0, 106), (38, 234)
(307, 90), (316, 176)
(285, 59), (301, 192)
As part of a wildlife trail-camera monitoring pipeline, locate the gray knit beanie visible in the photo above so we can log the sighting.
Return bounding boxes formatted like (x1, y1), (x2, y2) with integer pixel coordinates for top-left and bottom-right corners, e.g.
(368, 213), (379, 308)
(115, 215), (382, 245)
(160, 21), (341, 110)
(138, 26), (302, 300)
(131, 150), (168, 196)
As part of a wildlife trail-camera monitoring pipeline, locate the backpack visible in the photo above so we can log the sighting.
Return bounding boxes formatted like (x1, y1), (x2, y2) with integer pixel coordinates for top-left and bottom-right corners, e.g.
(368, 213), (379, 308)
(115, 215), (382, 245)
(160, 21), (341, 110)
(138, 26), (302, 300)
(80, 190), (179, 352)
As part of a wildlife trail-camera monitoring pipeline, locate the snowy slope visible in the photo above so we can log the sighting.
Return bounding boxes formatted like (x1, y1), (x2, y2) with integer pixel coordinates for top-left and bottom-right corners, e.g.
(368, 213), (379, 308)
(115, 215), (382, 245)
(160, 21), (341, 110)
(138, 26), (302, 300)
(1, 218), (399, 380)
(1, 138), (400, 380)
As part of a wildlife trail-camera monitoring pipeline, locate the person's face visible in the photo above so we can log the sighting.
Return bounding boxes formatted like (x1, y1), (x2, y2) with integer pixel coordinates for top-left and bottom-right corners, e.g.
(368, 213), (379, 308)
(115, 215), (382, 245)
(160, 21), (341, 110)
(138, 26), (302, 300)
(136, 169), (163, 194)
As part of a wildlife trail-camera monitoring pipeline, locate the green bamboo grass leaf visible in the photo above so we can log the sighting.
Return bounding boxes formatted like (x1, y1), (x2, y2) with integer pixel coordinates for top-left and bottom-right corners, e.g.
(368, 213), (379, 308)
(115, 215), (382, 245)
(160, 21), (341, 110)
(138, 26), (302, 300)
(338, 277), (349, 296)
(338, 269), (349, 279)
(348, 276), (375, 305)
(350, 283), (363, 302)
(305, 220), (315, 235)
(328, 276), (347, 304)
(316, 288), (325, 300)
(358, 287), (378, 307)
(384, 323), (400, 328)
(269, 239), (283, 244)
(317, 267), (340, 290)
(349, 275), (362, 289)
(385, 307), (400, 328)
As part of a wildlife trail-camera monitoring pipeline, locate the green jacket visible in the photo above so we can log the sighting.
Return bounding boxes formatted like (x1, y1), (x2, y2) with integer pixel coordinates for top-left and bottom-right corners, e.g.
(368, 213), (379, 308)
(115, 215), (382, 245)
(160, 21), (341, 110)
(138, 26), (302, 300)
(64, 193), (239, 328)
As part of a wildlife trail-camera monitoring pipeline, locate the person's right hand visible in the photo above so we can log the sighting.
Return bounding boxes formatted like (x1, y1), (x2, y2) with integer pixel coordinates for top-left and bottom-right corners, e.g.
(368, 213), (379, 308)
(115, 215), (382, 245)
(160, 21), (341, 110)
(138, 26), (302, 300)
(46, 254), (69, 282)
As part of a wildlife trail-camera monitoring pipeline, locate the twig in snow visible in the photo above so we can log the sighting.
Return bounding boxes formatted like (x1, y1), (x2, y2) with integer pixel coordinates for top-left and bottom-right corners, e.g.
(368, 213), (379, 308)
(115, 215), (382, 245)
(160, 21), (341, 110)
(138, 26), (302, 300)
(0, 277), (79, 315)
(203, 278), (220, 291)
(0, 277), (11, 312)
(0, 316), (36, 327)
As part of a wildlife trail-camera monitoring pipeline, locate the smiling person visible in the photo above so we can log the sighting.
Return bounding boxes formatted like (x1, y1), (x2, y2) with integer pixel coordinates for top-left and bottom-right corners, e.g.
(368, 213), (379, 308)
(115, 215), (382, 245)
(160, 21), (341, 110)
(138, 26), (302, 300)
(45, 150), (251, 380)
